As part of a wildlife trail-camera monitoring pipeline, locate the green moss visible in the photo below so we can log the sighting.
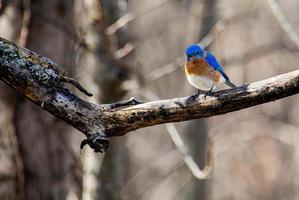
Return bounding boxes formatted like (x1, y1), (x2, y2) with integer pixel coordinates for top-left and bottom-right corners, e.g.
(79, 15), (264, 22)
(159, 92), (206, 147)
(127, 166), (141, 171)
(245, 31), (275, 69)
(0, 40), (59, 86)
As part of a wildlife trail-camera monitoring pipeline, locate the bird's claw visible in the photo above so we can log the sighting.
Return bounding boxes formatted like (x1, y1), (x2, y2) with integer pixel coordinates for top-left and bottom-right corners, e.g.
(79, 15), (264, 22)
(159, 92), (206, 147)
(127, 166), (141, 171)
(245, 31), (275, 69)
(190, 94), (199, 101)
(204, 93), (209, 100)
(204, 86), (214, 99)
(186, 93), (199, 105)
(80, 132), (110, 153)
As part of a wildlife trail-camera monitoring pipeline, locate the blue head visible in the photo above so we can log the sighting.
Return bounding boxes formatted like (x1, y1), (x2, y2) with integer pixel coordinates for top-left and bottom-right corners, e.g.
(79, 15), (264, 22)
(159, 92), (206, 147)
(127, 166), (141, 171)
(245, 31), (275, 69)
(185, 44), (204, 62)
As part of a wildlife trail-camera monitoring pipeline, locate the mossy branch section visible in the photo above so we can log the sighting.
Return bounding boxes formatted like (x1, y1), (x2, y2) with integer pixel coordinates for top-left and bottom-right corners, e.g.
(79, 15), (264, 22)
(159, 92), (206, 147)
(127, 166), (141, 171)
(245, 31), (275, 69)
(0, 37), (299, 151)
(0, 37), (102, 136)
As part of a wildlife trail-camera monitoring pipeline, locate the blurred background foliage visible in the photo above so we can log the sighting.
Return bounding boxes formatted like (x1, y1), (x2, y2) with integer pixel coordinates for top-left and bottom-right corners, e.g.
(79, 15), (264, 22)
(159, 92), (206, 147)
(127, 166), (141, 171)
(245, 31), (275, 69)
(0, 0), (299, 199)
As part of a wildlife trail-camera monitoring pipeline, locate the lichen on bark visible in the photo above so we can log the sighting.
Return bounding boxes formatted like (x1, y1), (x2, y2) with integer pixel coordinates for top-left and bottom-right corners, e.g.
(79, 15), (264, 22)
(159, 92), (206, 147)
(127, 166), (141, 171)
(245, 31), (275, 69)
(0, 39), (62, 89)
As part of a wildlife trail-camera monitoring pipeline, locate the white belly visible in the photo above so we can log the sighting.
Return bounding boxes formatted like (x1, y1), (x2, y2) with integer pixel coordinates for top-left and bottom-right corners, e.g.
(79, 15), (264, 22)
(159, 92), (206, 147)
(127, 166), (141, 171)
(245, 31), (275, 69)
(186, 74), (214, 91)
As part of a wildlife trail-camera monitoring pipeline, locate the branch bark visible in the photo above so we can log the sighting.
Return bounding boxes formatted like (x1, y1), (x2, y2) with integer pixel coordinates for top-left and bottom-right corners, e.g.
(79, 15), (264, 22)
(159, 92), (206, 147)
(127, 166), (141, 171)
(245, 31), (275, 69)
(1, 36), (299, 152)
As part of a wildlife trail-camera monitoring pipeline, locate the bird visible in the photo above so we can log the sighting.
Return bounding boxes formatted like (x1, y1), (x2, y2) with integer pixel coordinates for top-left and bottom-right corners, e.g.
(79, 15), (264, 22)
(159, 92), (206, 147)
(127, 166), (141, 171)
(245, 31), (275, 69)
(184, 44), (236, 99)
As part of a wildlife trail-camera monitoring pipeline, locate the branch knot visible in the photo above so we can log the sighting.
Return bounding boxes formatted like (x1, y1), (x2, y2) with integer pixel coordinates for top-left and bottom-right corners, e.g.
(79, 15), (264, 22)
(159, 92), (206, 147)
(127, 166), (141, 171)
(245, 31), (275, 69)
(80, 132), (110, 153)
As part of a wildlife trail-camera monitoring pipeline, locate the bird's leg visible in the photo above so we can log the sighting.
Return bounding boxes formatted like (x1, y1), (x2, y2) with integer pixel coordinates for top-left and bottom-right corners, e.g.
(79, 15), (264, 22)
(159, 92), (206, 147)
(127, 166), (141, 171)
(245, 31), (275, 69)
(188, 89), (201, 101)
(197, 89), (201, 96)
(204, 86), (215, 99)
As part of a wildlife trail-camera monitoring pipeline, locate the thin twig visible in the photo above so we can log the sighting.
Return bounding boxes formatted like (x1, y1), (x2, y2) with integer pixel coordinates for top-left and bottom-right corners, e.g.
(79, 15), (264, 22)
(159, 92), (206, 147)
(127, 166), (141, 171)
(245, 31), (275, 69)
(105, 13), (135, 35)
(60, 76), (93, 97)
(139, 89), (213, 180)
(113, 43), (134, 59)
(268, 0), (299, 49)
(166, 123), (213, 179)
(105, 0), (171, 35)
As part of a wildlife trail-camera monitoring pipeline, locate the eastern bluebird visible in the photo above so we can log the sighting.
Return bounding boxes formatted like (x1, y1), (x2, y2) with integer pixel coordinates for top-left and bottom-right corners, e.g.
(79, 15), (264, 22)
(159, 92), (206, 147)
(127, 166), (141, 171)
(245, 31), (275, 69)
(184, 44), (236, 98)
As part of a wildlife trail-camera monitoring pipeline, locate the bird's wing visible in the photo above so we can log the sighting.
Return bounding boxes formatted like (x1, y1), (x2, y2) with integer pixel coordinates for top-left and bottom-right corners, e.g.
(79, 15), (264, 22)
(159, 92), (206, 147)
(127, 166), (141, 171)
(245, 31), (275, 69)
(205, 51), (230, 81)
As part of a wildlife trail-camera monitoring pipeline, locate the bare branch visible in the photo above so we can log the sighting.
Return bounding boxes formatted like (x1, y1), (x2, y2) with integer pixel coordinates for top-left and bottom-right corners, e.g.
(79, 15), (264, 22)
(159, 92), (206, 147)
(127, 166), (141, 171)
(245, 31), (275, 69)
(1, 37), (299, 152)
(60, 76), (93, 97)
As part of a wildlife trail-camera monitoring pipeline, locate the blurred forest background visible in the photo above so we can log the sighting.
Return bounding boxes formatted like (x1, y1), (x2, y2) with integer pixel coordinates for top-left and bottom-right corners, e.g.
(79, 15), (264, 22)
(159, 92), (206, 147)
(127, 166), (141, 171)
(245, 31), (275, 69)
(1, 0), (299, 199)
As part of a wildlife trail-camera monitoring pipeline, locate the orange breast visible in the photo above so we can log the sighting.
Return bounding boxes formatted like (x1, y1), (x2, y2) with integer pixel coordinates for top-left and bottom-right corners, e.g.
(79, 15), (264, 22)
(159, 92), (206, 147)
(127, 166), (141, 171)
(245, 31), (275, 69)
(185, 59), (222, 82)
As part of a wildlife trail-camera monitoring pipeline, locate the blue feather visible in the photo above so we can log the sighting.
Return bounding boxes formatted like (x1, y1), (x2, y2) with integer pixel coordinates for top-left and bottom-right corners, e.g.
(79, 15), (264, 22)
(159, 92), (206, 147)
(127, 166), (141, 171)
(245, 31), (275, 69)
(185, 44), (204, 61)
(205, 51), (230, 81)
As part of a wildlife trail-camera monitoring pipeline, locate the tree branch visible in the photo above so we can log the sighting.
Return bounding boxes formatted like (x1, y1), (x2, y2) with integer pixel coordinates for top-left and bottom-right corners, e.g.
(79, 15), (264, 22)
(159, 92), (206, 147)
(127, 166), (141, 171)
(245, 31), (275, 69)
(0, 36), (299, 152)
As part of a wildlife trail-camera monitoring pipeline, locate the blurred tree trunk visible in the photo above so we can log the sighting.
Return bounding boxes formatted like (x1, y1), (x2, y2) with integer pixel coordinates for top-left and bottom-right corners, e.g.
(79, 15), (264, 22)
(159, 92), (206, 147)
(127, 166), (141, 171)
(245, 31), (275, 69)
(187, 0), (216, 199)
(13, 0), (77, 199)
(74, 0), (131, 199)
(97, 1), (131, 199)
(0, 1), (24, 199)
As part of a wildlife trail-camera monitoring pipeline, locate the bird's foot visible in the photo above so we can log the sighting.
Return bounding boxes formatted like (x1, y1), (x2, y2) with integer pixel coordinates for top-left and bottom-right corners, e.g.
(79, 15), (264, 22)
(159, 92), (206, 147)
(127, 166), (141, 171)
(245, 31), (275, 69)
(204, 92), (210, 100)
(186, 92), (200, 104)
(204, 86), (215, 99)
(189, 93), (199, 101)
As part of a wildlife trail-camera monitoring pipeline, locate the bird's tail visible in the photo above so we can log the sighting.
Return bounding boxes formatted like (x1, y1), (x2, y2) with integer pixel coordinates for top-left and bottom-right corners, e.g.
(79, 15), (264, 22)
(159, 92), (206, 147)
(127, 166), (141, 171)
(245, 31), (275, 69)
(225, 80), (237, 88)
